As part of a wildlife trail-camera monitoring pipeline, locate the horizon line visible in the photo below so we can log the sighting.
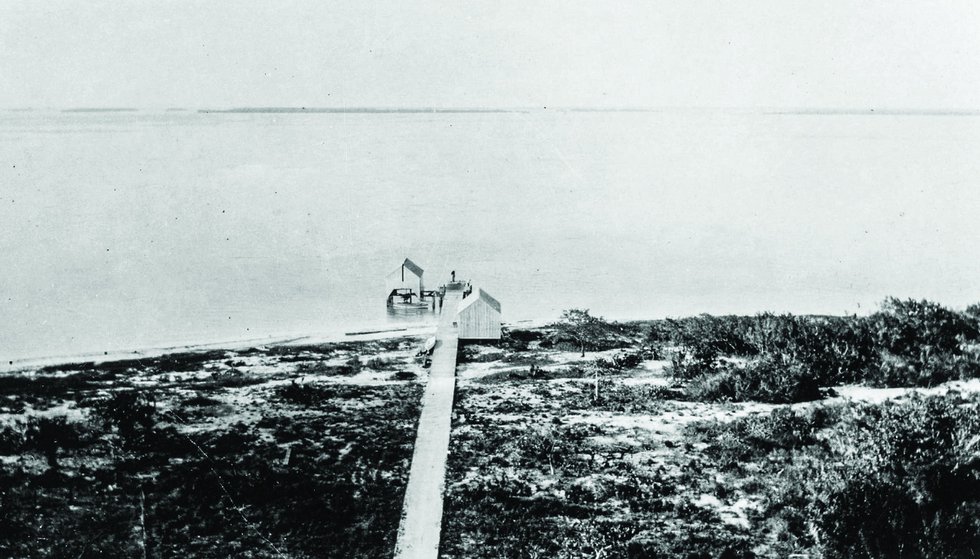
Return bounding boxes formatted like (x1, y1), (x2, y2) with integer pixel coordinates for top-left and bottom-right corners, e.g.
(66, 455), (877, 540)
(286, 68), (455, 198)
(4, 105), (980, 116)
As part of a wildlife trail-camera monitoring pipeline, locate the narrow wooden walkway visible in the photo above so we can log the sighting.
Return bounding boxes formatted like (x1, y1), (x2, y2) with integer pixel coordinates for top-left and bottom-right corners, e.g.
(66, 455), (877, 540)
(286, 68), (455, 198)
(394, 285), (464, 559)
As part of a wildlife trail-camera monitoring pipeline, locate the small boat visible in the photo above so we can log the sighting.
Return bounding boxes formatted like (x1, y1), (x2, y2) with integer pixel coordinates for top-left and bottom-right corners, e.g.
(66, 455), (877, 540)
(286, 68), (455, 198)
(424, 336), (437, 353)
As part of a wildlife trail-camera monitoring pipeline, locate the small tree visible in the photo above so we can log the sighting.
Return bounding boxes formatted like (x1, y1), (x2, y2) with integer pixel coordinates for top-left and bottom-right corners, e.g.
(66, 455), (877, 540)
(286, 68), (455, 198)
(554, 309), (614, 357)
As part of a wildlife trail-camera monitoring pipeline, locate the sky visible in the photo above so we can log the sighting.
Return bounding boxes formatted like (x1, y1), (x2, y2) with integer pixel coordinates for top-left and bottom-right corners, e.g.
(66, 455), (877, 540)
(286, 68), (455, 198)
(2, 1), (980, 110)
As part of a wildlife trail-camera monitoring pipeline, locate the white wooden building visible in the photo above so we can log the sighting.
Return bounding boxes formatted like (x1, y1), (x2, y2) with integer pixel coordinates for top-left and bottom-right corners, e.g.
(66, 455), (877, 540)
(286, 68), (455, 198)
(456, 288), (501, 340)
(386, 258), (425, 302)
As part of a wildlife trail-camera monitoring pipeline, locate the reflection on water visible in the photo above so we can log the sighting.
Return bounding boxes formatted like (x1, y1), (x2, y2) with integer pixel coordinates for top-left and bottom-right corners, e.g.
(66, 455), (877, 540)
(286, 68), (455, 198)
(385, 298), (445, 333)
(386, 304), (439, 325)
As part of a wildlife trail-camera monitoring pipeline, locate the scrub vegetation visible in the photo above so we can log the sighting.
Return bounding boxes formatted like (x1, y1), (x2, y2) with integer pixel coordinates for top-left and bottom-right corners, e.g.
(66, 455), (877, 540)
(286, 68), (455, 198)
(441, 299), (980, 558)
(0, 336), (425, 558)
(3, 298), (979, 558)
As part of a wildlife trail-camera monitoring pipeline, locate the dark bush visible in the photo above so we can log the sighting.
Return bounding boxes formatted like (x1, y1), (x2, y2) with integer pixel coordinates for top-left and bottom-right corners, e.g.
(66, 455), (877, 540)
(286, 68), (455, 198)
(965, 303), (980, 322)
(687, 406), (837, 467)
(92, 390), (156, 447)
(180, 394), (223, 407)
(458, 345), (505, 363)
(593, 351), (646, 372)
(686, 357), (822, 404)
(365, 356), (398, 370)
(874, 351), (980, 387)
(294, 356), (363, 377)
(0, 422), (27, 454)
(197, 368), (268, 389)
(155, 350), (232, 373)
(390, 370), (417, 381)
(667, 315), (758, 362)
(500, 328), (544, 351)
(0, 371), (118, 404)
(865, 298), (980, 387)
(812, 395), (980, 558)
(276, 382), (332, 407)
(343, 355), (362, 375)
(24, 416), (90, 470)
(872, 298), (979, 358)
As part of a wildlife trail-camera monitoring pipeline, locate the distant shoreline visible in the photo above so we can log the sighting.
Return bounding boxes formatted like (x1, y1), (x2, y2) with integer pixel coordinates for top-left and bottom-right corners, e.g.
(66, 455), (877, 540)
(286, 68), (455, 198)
(61, 108), (139, 113)
(198, 107), (526, 114)
(3, 106), (975, 116)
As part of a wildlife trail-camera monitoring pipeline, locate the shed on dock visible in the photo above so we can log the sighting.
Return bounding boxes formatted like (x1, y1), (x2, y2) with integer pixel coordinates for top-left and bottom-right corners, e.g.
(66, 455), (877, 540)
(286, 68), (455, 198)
(386, 258), (425, 303)
(456, 288), (501, 341)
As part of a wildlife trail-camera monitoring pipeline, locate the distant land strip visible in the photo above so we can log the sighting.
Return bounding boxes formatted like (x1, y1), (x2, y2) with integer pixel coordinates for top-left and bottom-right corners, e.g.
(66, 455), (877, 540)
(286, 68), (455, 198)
(62, 108), (139, 113)
(200, 106), (980, 116)
(11, 106), (976, 116)
(765, 108), (980, 116)
(199, 107), (527, 114)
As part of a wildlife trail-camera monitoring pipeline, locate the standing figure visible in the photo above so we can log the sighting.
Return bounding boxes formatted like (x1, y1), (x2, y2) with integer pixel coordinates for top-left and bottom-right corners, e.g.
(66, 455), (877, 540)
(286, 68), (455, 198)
(451, 270), (456, 282)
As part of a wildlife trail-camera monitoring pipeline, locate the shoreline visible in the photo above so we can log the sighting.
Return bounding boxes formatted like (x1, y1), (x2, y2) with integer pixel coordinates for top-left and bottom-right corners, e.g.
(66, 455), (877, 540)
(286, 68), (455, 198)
(0, 325), (427, 375)
(0, 319), (551, 375)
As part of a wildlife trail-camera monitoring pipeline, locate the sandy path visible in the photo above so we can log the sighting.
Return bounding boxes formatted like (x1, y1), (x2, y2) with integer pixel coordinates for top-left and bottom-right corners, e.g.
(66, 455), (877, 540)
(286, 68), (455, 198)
(394, 287), (463, 559)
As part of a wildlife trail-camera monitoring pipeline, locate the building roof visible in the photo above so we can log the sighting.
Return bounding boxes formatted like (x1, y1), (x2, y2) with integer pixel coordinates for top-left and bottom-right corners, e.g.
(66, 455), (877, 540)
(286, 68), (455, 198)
(457, 288), (501, 314)
(401, 258), (424, 277)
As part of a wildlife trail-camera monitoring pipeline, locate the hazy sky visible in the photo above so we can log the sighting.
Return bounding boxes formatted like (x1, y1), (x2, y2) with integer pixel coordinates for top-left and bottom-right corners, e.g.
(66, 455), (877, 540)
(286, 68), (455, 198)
(2, 1), (979, 109)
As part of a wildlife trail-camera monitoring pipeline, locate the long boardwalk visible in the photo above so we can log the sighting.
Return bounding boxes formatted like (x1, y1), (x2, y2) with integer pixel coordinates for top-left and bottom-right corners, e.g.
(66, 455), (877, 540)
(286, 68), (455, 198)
(394, 285), (464, 559)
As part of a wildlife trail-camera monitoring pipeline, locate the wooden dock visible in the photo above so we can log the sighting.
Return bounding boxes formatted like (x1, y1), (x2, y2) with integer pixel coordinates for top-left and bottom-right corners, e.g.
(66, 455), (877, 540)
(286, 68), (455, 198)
(393, 283), (464, 559)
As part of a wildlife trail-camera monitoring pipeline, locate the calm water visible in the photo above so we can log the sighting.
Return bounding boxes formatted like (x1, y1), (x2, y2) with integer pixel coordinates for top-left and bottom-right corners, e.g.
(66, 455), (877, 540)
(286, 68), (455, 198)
(1, 109), (978, 362)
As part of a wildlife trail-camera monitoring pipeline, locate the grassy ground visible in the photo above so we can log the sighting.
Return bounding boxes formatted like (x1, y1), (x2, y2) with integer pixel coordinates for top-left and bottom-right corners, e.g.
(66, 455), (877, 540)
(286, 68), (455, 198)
(0, 335), (426, 558)
(440, 338), (980, 559)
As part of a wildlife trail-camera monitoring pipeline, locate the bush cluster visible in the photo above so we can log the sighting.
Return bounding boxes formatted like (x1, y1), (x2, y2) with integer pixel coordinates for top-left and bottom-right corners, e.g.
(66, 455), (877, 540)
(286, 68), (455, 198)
(687, 406), (838, 466)
(685, 357), (823, 404)
(648, 298), (980, 403)
(698, 395), (980, 558)
(812, 395), (980, 558)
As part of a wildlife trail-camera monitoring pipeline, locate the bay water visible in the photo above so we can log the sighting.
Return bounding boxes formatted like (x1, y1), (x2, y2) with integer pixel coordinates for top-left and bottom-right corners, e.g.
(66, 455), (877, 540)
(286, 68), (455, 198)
(2, 109), (978, 362)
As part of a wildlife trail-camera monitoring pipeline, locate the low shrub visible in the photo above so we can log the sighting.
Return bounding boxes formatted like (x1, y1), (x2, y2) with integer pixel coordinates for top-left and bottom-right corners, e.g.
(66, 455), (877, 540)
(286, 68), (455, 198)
(754, 395), (980, 558)
(685, 357), (822, 404)
(872, 351), (980, 387)
(965, 303), (980, 322)
(0, 371), (119, 406)
(294, 356), (363, 377)
(814, 395), (980, 558)
(0, 422), (27, 454)
(458, 345), (504, 363)
(24, 416), (93, 470)
(343, 355), (362, 375)
(565, 381), (676, 413)
(390, 370), (417, 381)
(92, 390), (157, 448)
(276, 382), (331, 407)
(198, 369), (268, 389)
(594, 351), (646, 372)
(365, 356), (398, 370)
(499, 328), (544, 352)
(686, 406), (838, 466)
(179, 395), (223, 407)
(155, 350), (231, 373)
(871, 298), (979, 358)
